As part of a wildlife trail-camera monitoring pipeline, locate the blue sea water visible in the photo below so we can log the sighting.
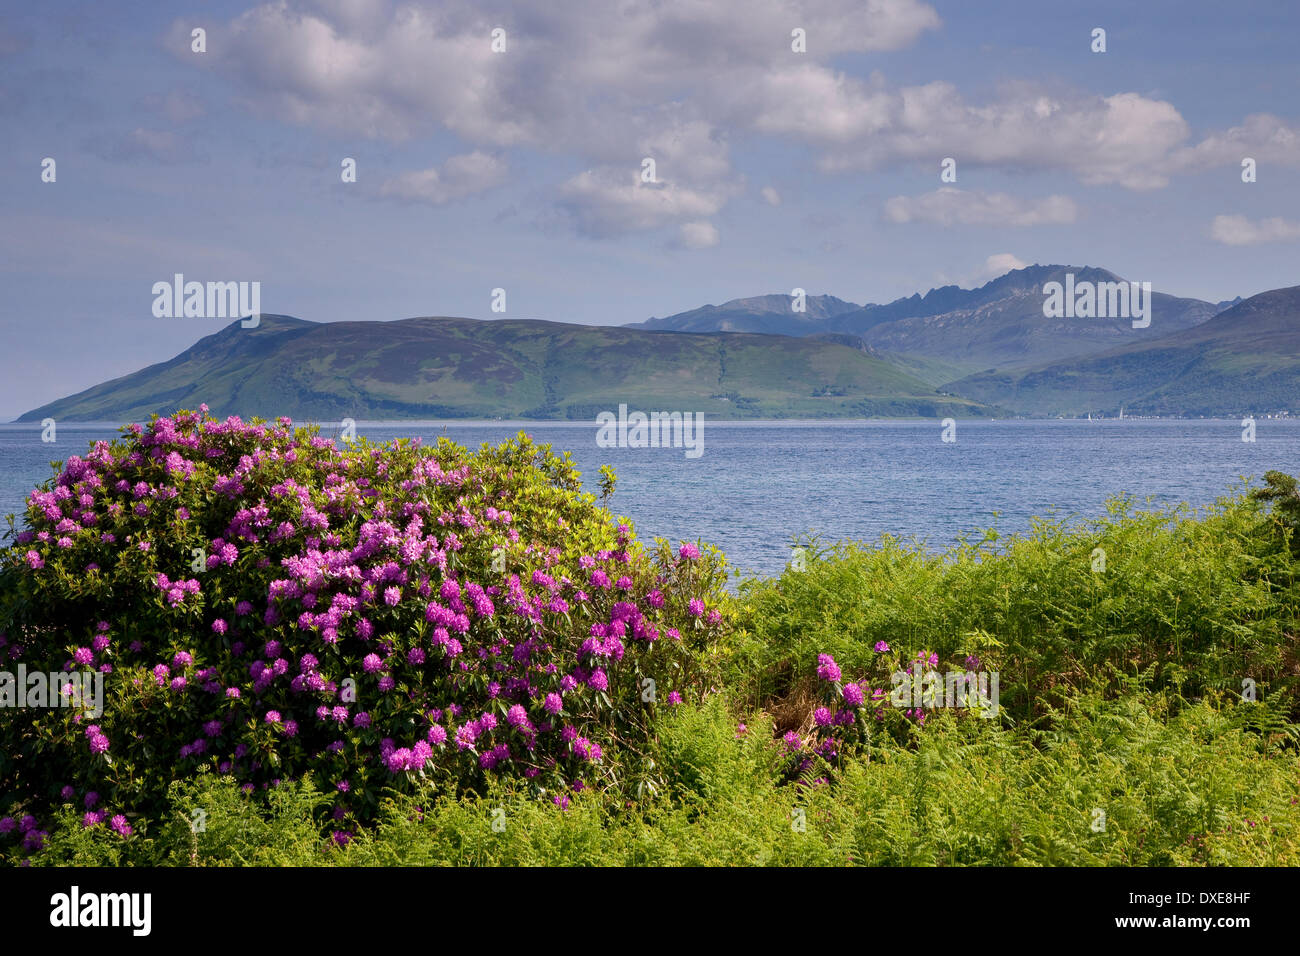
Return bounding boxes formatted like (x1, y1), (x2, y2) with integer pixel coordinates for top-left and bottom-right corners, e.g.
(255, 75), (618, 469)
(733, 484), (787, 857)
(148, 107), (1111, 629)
(1, 419), (1296, 579)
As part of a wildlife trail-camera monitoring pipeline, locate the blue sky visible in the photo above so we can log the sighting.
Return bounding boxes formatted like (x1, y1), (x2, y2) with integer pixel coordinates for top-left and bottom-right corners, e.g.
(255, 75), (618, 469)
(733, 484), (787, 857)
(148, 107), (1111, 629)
(1, 0), (1297, 420)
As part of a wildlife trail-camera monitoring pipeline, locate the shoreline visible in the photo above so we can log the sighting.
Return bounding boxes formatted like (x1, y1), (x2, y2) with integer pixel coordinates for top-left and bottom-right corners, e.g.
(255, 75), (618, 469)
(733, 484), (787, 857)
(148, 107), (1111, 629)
(2, 416), (1297, 428)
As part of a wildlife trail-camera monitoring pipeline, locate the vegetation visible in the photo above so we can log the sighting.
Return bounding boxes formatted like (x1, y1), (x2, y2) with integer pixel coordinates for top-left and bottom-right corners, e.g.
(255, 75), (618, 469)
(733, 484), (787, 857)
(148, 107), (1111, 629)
(951, 286), (1300, 417)
(2, 419), (1298, 866)
(20, 273), (1297, 424)
(17, 315), (996, 424)
(24, 692), (1299, 866)
(0, 410), (731, 852)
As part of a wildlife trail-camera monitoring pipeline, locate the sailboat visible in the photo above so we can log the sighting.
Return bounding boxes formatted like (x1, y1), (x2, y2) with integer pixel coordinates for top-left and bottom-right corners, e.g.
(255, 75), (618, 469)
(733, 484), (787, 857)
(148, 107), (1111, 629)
(1119, 407), (1125, 420)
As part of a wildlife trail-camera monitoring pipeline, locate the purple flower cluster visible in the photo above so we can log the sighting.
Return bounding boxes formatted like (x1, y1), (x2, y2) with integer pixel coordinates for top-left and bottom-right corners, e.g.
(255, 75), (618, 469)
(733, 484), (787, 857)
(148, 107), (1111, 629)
(2, 410), (729, 849)
(85, 724), (110, 755)
(816, 653), (841, 683)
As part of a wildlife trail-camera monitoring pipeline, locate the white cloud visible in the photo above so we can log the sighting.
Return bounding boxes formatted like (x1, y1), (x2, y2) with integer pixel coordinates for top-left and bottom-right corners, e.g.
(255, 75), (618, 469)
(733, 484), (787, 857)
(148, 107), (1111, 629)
(678, 221), (720, 249)
(558, 168), (733, 238)
(182, 0), (940, 146)
(1174, 114), (1300, 171)
(555, 116), (739, 236)
(180, 3), (530, 144)
(378, 151), (507, 204)
(168, 0), (940, 238)
(980, 252), (1028, 277)
(1210, 214), (1300, 246)
(803, 82), (1188, 189)
(306, 0), (390, 30)
(760, 186), (782, 206)
(173, 0), (1297, 240)
(748, 65), (895, 143)
(942, 253), (1030, 288)
(883, 188), (1077, 226)
(629, 117), (733, 182)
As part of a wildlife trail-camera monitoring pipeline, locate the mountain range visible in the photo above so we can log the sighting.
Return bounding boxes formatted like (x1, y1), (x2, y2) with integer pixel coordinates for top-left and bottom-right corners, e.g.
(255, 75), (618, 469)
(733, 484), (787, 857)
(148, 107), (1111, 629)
(19, 315), (995, 423)
(17, 265), (1296, 422)
(950, 285), (1300, 417)
(632, 266), (1232, 385)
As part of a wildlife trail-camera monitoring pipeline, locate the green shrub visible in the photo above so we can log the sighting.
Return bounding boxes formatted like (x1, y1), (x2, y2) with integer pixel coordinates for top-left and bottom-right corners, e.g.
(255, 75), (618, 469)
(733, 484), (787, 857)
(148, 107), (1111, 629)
(729, 488), (1297, 723)
(0, 410), (730, 860)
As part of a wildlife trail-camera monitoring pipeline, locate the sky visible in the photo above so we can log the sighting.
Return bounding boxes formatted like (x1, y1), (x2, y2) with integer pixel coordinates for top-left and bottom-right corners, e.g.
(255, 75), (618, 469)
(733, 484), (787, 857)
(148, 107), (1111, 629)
(0, 0), (1297, 421)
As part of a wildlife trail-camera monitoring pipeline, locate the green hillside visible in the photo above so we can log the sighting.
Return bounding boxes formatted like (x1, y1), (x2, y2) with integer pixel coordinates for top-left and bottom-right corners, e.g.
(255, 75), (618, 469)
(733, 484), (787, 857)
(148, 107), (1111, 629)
(840, 266), (1219, 371)
(947, 286), (1300, 417)
(631, 266), (1220, 373)
(18, 315), (1000, 422)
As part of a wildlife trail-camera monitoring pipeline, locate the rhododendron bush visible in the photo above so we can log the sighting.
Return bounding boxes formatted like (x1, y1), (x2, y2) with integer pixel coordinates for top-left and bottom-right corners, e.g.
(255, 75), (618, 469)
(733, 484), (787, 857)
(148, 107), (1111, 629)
(0, 409), (729, 852)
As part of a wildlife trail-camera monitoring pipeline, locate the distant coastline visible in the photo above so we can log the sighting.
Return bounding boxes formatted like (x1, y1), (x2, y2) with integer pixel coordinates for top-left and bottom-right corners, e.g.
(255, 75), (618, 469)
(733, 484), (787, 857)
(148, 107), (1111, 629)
(2, 415), (1293, 428)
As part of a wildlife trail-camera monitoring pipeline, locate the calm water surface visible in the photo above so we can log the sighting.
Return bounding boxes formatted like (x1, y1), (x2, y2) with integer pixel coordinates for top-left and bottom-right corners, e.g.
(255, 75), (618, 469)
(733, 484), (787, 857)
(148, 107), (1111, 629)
(1, 420), (1295, 578)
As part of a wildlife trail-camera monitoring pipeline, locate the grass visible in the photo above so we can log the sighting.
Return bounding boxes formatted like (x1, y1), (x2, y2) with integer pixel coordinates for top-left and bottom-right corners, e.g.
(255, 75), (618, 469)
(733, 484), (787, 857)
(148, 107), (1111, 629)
(28, 692), (1300, 867)
(13, 482), (1300, 867)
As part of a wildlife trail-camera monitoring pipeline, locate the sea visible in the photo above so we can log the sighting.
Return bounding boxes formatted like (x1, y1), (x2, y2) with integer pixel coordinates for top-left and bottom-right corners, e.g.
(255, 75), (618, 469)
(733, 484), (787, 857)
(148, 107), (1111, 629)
(1, 419), (1296, 579)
